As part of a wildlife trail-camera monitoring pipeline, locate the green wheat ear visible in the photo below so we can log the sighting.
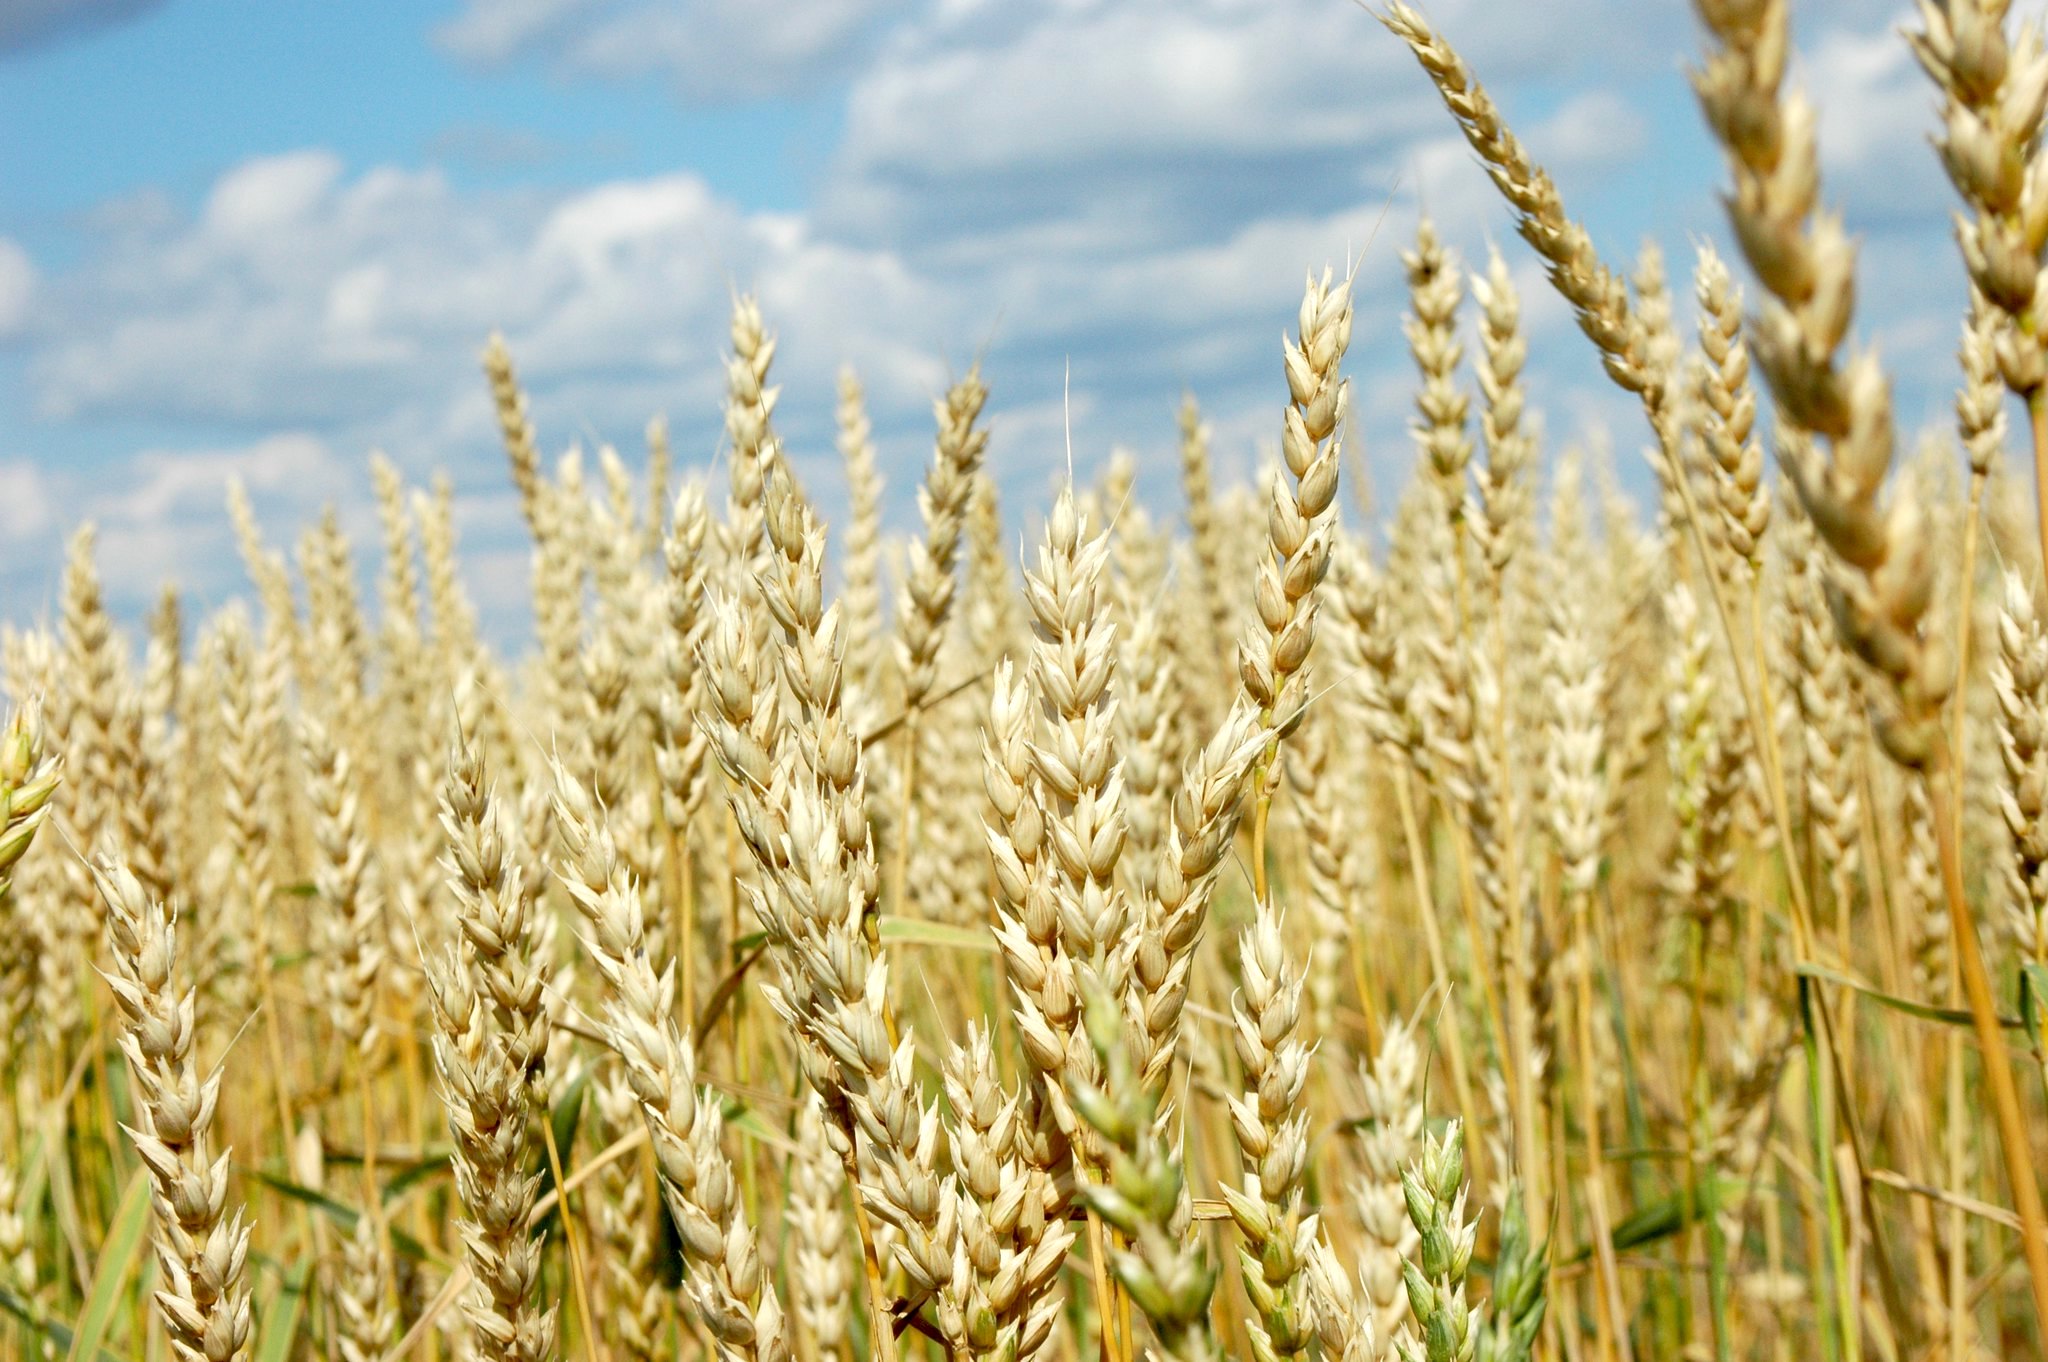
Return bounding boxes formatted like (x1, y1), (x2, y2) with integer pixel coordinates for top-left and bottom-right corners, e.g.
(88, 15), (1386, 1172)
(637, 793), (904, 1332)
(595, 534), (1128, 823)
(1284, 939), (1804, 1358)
(1479, 1186), (1548, 1362)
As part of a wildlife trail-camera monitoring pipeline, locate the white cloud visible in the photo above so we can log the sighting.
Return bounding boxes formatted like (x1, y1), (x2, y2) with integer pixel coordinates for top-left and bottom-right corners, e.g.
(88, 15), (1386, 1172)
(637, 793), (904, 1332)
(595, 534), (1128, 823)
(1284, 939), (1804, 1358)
(1800, 10), (1948, 215)
(0, 431), (360, 622)
(30, 153), (953, 444)
(1530, 91), (1654, 171)
(0, 0), (1714, 649)
(107, 431), (344, 527)
(436, 0), (911, 101)
(0, 239), (34, 337)
(204, 150), (347, 237)
(0, 0), (1994, 643)
(0, 460), (55, 540)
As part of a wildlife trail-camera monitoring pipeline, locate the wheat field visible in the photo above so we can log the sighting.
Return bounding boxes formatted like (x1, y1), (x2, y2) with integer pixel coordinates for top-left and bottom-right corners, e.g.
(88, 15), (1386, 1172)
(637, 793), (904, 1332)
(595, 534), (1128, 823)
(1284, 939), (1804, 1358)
(5, 3), (2048, 1360)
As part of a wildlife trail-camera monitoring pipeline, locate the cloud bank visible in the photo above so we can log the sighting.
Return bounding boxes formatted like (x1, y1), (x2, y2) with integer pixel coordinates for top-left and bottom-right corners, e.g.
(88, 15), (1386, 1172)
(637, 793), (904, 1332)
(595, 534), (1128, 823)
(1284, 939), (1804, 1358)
(0, 0), (1963, 643)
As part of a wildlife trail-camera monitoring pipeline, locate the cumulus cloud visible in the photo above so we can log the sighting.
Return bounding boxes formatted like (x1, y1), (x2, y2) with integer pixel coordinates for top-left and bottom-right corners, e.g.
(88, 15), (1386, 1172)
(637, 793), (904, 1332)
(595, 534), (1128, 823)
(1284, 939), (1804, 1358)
(30, 151), (956, 440)
(0, 431), (359, 623)
(0, 1), (1729, 622)
(0, 0), (161, 55)
(825, 0), (1577, 248)
(0, 0), (1988, 637)
(436, 0), (912, 101)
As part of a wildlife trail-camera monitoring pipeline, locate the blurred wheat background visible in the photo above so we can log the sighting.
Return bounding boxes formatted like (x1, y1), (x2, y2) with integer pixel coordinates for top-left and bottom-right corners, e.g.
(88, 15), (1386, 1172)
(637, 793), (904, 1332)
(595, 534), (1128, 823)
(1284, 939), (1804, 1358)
(7, 2), (2048, 1361)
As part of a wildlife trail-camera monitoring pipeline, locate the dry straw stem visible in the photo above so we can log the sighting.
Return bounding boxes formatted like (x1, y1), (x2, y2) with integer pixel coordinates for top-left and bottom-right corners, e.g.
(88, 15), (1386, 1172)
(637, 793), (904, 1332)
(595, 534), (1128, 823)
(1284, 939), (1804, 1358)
(95, 858), (254, 1362)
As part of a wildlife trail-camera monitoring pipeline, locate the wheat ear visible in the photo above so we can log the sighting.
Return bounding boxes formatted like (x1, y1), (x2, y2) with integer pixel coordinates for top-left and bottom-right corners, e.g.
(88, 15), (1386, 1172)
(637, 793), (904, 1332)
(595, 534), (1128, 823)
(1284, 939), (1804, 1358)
(1069, 983), (1222, 1362)
(0, 703), (59, 901)
(95, 858), (255, 1362)
(1222, 900), (1318, 1361)
(552, 766), (791, 1362)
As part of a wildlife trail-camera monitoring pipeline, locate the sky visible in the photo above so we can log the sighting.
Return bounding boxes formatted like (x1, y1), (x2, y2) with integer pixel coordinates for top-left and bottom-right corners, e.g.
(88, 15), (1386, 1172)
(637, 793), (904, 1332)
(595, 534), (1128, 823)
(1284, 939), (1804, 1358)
(0, 0), (1984, 644)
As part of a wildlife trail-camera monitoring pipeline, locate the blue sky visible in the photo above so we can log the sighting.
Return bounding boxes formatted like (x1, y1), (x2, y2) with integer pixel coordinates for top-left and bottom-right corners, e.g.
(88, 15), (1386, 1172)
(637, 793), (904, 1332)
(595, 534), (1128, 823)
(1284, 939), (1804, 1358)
(0, 0), (1977, 641)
